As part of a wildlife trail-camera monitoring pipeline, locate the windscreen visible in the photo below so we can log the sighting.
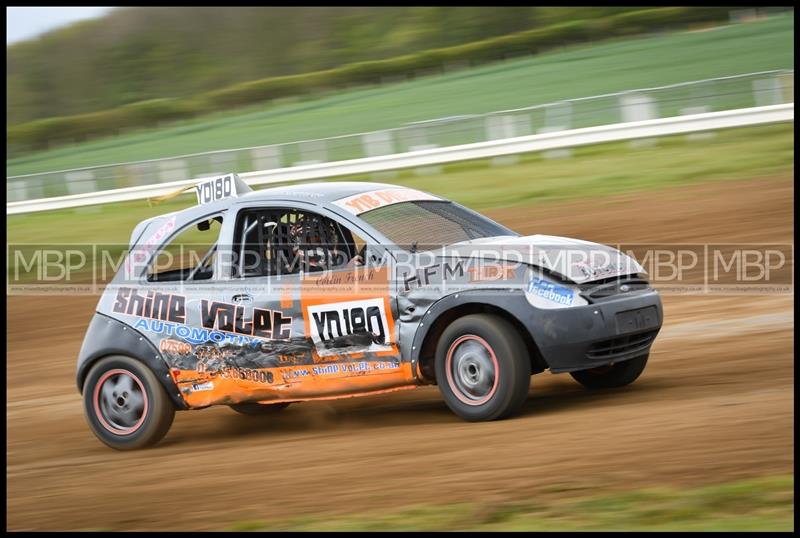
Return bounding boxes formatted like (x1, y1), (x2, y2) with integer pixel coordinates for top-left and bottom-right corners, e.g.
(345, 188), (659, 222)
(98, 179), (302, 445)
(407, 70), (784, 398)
(359, 200), (517, 250)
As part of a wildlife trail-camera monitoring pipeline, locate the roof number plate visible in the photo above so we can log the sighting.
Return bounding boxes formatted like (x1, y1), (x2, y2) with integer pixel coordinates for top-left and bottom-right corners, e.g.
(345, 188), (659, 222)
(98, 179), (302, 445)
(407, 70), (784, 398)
(196, 174), (236, 205)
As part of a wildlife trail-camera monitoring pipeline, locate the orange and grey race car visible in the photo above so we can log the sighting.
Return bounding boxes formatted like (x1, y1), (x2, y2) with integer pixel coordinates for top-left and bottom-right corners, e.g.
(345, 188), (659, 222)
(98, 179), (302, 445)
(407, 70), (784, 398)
(77, 174), (663, 450)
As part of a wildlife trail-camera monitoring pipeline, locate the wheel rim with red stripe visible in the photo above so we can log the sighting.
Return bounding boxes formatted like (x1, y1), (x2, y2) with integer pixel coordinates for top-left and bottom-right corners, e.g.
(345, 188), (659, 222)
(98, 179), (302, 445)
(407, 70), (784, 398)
(445, 335), (499, 406)
(93, 369), (148, 435)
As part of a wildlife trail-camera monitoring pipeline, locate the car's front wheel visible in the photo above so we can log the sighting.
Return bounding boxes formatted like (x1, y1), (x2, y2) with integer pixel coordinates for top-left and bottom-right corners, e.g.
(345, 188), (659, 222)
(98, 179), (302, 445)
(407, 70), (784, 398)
(82, 355), (175, 450)
(569, 353), (649, 389)
(435, 314), (531, 421)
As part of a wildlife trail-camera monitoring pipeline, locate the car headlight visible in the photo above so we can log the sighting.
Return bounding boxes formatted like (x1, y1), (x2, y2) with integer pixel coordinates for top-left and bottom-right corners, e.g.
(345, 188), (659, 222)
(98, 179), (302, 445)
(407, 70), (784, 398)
(524, 271), (588, 309)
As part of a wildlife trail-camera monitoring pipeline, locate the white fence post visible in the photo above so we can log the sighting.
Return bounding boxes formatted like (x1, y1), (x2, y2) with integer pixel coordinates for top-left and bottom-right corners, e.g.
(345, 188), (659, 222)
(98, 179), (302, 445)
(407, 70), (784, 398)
(540, 102), (573, 159)
(126, 162), (156, 187)
(363, 130), (398, 180)
(681, 106), (715, 141)
(65, 170), (100, 213)
(486, 114), (525, 165)
(251, 145), (282, 170)
(779, 72), (794, 103)
(295, 139), (328, 166)
(405, 125), (441, 176)
(8, 180), (29, 203)
(753, 77), (783, 107)
(158, 159), (189, 183)
(620, 93), (659, 148)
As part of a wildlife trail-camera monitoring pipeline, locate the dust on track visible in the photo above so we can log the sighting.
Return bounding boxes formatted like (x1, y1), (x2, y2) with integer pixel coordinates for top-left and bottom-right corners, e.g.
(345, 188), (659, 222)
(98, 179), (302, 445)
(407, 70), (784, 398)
(6, 176), (794, 530)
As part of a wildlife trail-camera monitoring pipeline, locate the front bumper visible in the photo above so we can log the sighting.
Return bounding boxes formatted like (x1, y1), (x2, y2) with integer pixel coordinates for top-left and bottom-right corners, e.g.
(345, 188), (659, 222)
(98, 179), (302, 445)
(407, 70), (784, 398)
(523, 289), (663, 373)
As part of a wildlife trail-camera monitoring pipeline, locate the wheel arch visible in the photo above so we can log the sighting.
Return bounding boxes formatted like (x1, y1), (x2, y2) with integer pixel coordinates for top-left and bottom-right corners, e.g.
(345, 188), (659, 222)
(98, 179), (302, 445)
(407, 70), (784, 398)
(76, 313), (188, 410)
(410, 292), (547, 384)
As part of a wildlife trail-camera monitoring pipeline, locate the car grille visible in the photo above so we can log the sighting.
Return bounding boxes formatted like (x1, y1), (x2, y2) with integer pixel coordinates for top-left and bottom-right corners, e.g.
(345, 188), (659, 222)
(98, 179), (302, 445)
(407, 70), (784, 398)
(579, 276), (650, 303)
(586, 329), (659, 360)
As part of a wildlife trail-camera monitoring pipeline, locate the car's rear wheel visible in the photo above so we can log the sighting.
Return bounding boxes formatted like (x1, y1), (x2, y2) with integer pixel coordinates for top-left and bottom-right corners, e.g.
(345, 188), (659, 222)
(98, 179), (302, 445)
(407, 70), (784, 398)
(570, 353), (649, 389)
(229, 402), (291, 415)
(435, 314), (531, 421)
(82, 355), (175, 450)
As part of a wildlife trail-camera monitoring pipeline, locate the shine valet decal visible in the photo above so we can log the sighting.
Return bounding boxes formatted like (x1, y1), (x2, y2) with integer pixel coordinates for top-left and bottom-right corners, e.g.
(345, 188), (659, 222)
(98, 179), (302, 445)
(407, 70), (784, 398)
(112, 287), (292, 346)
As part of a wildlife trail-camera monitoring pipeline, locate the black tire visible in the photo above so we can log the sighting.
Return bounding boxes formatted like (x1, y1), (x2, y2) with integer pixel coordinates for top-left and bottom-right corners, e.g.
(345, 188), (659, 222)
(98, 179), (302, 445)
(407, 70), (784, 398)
(570, 353), (649, 389)
(82, 355), (175, 450)
(434, 314), (531, 422)
(229, 402), (291, 415)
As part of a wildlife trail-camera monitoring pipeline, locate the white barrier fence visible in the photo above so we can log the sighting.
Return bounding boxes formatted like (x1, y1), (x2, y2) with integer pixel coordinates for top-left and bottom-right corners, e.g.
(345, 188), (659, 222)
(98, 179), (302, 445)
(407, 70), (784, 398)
(7, 69), (793, 204)
(6, 103), (793, 215)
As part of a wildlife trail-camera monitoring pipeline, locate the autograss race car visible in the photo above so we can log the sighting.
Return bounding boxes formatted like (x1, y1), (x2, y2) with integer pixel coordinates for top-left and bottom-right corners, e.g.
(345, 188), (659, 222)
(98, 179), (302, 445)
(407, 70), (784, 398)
(78, 174), (663, 450)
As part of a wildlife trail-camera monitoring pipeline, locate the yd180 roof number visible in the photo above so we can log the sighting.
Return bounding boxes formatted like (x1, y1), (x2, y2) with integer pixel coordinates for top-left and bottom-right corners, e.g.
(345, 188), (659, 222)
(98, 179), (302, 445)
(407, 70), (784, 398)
(196, 174), (235, 205)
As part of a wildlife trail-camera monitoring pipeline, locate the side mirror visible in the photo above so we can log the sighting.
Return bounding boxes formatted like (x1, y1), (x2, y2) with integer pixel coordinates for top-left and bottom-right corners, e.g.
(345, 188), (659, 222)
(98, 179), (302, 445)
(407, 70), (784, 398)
(196, 220), (211, 231)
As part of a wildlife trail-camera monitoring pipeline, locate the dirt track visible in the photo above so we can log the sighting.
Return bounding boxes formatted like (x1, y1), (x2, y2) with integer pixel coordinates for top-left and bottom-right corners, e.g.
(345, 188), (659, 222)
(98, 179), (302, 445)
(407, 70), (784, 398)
(6, 177), (794, 530)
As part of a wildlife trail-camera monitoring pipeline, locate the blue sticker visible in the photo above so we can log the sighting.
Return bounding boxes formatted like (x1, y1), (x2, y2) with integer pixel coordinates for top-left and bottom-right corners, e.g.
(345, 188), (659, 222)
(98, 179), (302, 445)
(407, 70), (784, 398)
(527, 277), (574, 306)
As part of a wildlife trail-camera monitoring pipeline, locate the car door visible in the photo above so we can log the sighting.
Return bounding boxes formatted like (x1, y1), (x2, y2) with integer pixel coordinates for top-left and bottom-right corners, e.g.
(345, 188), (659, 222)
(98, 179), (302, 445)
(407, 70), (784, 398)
(228, 204), (414, 401)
